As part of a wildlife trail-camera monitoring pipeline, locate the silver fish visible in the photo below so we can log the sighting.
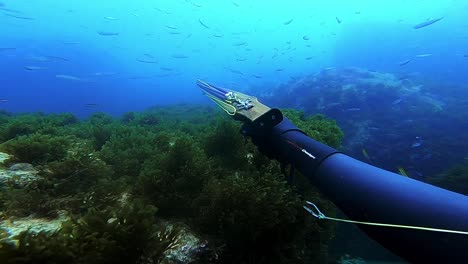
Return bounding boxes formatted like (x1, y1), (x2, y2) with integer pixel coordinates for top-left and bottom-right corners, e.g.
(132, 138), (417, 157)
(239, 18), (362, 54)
(399, 59), (411, 66)
(415, 54), (432, 58)
(283, 18), (293, 25)
(55, 74), (85, 81)
(137, 59), (158, 64)
(5, 13), (35, 20)
(24, 66), (45, 71)
(171, 54), (188, 59)
(0, 47), (16, 52)
(98, 31), (119, 36)
(413, 17), (443, 29)
(198, 18), (209, 29)
(345, 108), (361, 112)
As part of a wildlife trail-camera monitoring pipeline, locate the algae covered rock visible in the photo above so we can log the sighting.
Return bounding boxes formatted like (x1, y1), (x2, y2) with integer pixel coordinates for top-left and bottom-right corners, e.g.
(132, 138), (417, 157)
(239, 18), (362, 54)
(0, 152), (10, 165)
(0, 212), (69, 248)
(0, 162), (39, 187)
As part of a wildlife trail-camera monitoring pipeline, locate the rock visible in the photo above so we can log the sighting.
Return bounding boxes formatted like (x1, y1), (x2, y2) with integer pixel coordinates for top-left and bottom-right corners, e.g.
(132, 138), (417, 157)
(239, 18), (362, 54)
(141, 223), (217, 264)
(0, 162), (39, 187)
(163, 226), (208, 264)
(0, 152), (11, 165)
(0, 212), (69, 248)
(9, 163), (35, 172)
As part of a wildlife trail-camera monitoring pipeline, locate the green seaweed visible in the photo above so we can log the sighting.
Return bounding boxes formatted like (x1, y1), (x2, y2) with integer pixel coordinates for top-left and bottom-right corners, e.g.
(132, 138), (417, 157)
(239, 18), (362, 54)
(0, 104), (344, 263)
(427, 163), (468, 195)
(282, 109), (344, 148)
(0, 133), (71, 164)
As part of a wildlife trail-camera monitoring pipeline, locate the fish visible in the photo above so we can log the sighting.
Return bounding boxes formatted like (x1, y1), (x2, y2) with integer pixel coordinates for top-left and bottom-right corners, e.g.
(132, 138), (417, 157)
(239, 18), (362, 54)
(166, 25), (178, 29)
(171, 54), (189, 59)
(29, 55), (50, 62)
(303, 35), (310, 40)
(47, 55), (69, 61)
(413, 17), (443, 29)
(4, 13), (35, 20)
(104, 16), (118, 20)
(233, 41), (247, 46)
(392, 98), (403, 105)
(160, 67), (173, 71)
(336, 17), (342, 24)
(0, 99), (8, 103)
(326, 102), (341, 108)
(397, 167), (409, 177)
(227, 68), (244, 75)
(305, 56), (314, 60)
(252, 74), (263, 78)
(275, 68), (284, 72)
(85, 103), (99, 108)
(168, 31), (181, 34)
(98, 31), (119, 36)
(155, 73), (171, 78)
(213, 34), (223, 38)
(283, 18), (293, 25)
(0, 47), (16, 52)
(399, 59), (411, 66)
(93, 72), (116, 76)
(415, 53), (432, 58)
(344, 107), (361, 112)
(362, 149), (371, 161)
(27, 55), (68, 62)
(24, 66), (45, 71)
(154, 7), (172, 15)
(464, 54), (468, 57)
(55, 74), (85, 81)
(128, 75), (151, 80)
(198, 18), (210, 29)
(236, 58), (246, 61)
(411, 136), (423, 148)
(186, 0), (202, 7)
(232, 1), (240, 7)
(0, 7), (21, 13)
(136, 53), (158, 64)
(137, 59), (158, 64)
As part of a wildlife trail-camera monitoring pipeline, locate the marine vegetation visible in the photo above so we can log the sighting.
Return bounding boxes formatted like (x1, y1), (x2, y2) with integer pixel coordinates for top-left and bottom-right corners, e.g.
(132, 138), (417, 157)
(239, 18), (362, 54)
(427, 162), (468, 195)
(0, 105), (343, 263)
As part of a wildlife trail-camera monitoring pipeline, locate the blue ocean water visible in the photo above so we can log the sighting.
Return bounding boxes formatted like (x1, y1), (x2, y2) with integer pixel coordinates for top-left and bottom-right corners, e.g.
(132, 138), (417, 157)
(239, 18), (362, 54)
(2, 0), (467, 117)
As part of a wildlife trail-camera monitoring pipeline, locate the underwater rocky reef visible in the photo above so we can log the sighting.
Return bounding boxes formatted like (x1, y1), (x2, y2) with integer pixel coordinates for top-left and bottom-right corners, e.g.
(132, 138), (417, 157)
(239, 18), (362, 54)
(263, 67), (468, 180)
(0, 105), (344, 264)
